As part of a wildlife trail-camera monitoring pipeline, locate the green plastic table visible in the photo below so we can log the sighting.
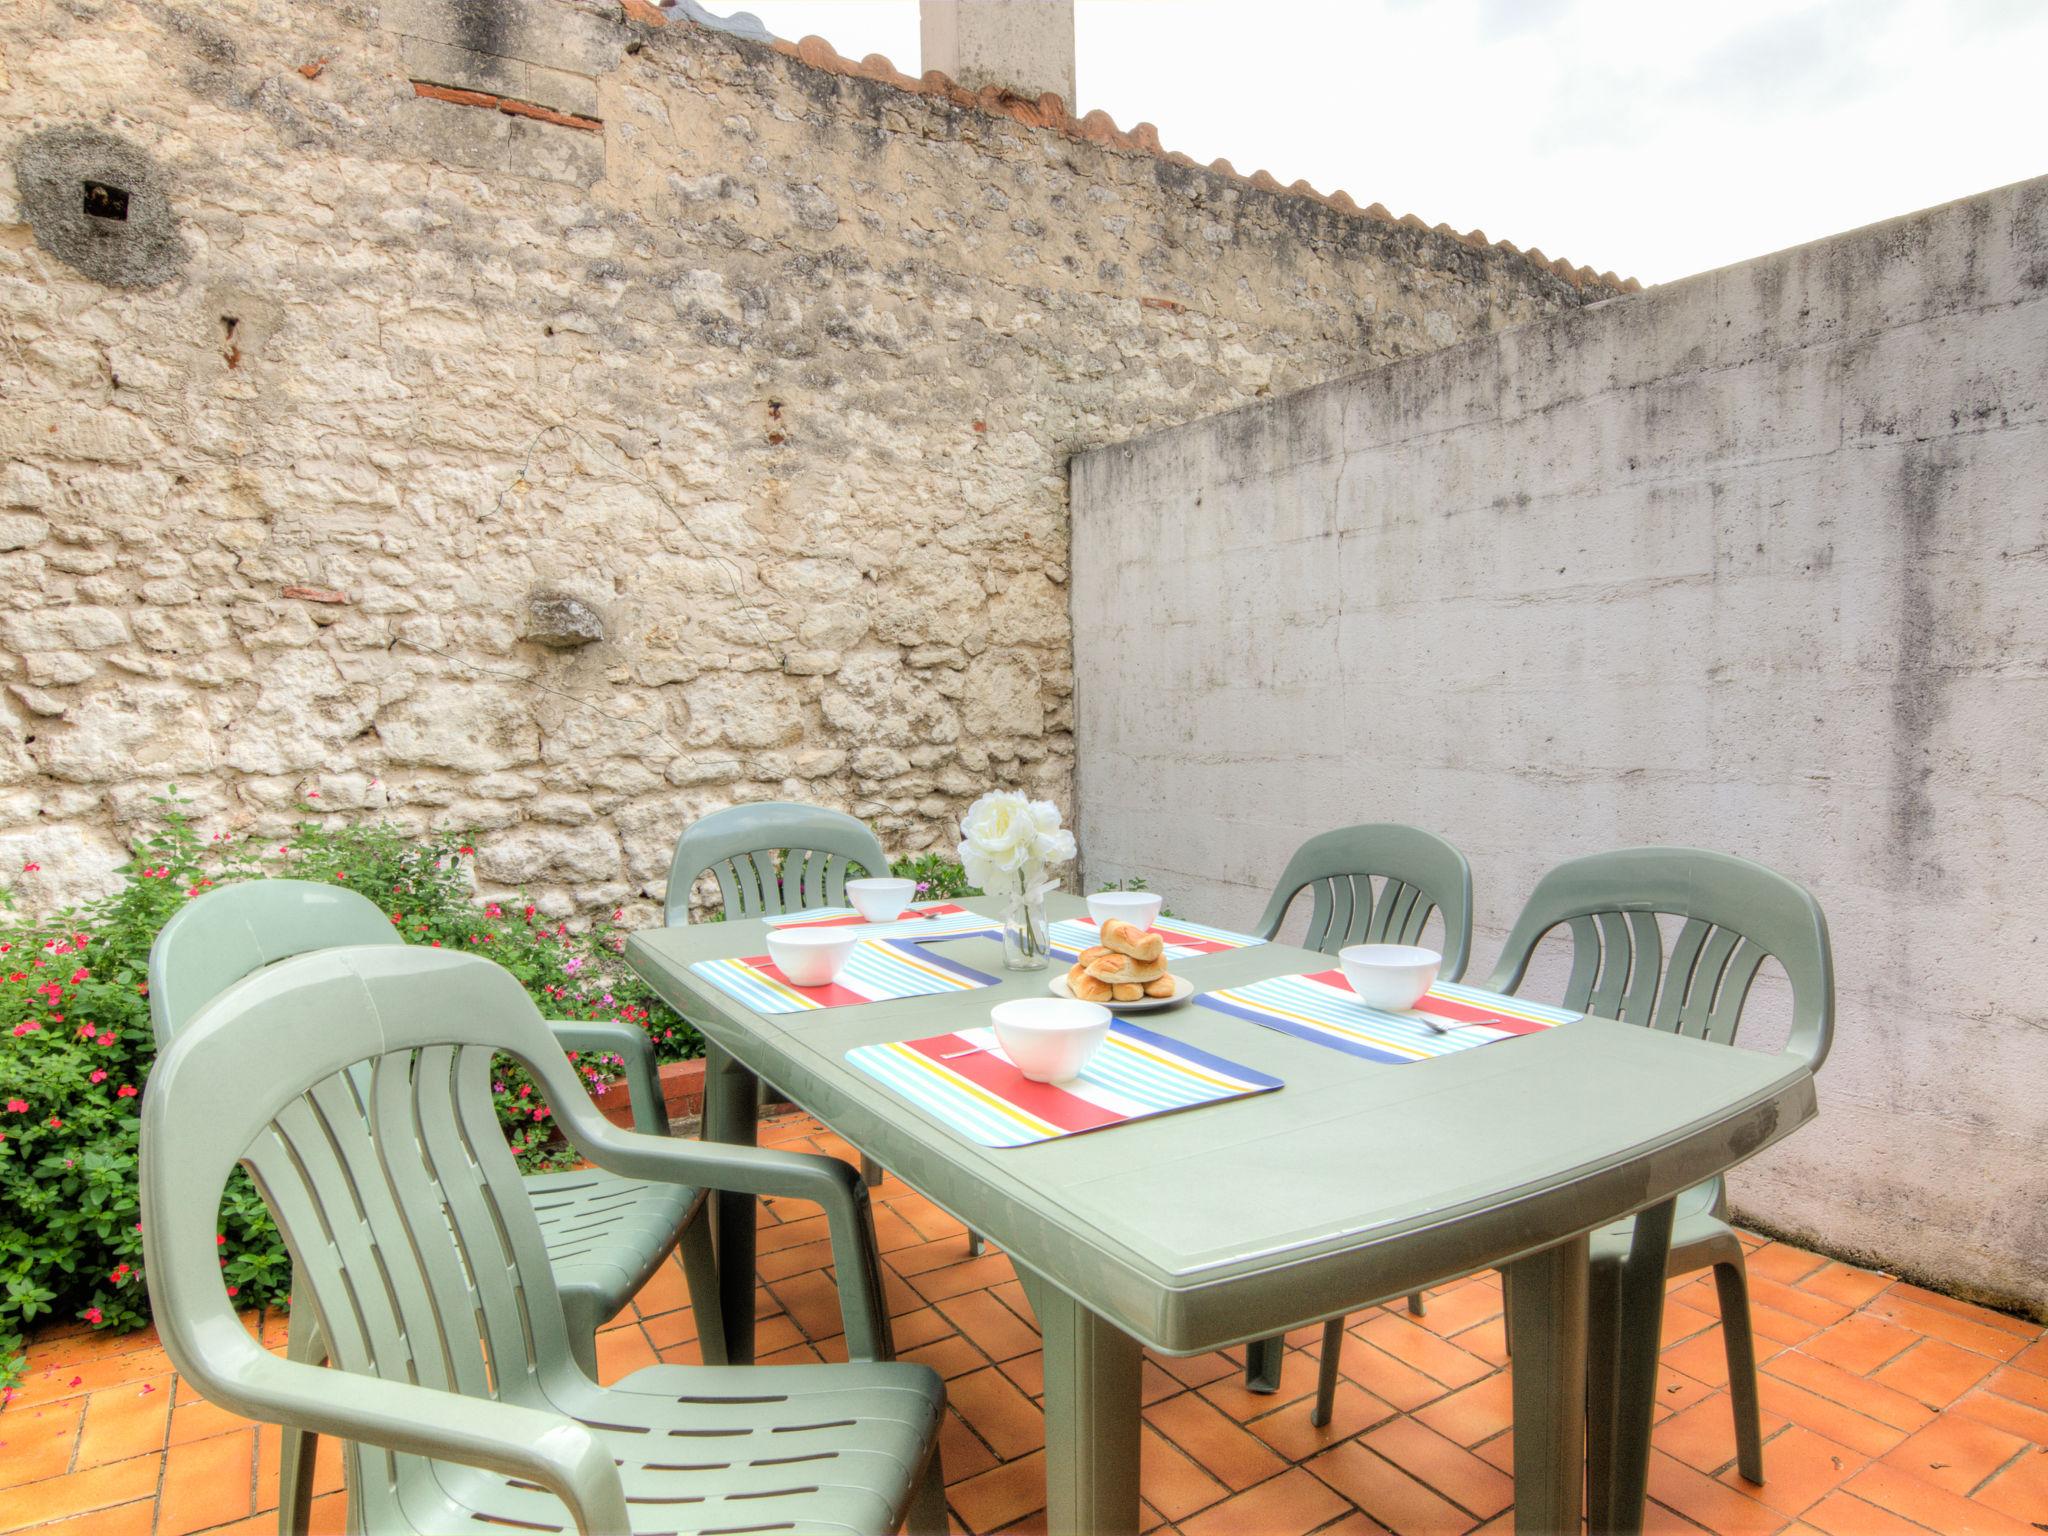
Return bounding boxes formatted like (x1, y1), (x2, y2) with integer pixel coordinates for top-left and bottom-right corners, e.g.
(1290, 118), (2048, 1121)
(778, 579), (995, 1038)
(626, 894), (1817, 1535)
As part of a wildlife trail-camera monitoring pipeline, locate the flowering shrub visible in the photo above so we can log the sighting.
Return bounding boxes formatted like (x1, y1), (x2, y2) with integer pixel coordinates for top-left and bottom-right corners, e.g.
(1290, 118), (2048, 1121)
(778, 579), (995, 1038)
(0, 798), (699, 1399)
(885, 852), (982, 901)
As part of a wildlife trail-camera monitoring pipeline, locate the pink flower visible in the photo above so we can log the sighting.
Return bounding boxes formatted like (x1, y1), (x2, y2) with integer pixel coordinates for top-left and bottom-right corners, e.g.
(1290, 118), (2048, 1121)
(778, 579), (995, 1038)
(90, 1069), (107, 1084)
(70, 968), (88, 983)
(5, 1099), (25, 1113)
(117, 1085), (138, 1098)
(78, 1023), (96, 1038)
(97, 1032), (113, 1047)
(11, 1022), (38, 1037)
(84, 1306), (102, 1324)
(21, 861), (39, 873)
(111, 1263), (130, 1283)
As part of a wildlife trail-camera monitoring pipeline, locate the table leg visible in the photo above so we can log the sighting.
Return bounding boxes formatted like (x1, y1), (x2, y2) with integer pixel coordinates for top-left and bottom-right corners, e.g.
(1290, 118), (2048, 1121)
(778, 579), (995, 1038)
(1017, 1267), (1143, 1536)
(703, 1042), (761, 1365)
(1504, 1233), (1589, 1535)
(1242, 1334), (1285, 1394)
(1607, 1199), (1676, 1535)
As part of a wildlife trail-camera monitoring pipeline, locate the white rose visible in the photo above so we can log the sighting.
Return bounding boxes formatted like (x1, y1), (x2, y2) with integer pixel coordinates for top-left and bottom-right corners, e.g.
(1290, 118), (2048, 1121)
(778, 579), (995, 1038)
(958, 790), (1072, 893)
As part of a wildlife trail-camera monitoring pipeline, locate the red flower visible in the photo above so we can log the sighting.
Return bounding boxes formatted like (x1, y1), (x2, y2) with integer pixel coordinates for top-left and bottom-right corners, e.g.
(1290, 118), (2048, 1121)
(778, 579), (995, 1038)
(90, 1069), (107, 1084)
(70, 968), (89, 983)
(4, 1099), (25, 1113)
(458, 845), (474, 855)
(21, 862), (39, 873)
(226, 1285), (240, 1297)
(47, 1116), (62, 1129)
(97, 1032), (113, 1046)
(84, 1306), (102, 1324)
(117, 1085), (138, 1098)
(111, 1263), (130, 1283)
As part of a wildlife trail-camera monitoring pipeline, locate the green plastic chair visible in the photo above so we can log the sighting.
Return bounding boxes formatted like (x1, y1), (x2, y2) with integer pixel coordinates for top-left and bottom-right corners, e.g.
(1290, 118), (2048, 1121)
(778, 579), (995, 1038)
(150, 879), (725, 1535)
(1255, 823), (1475, 976)
(1244, 824), (1475, 1418)
(664, 801), (890, 926)
(667, 802), (900, 1199)
(140, 945), (946, 1536)
(1485, 847), (1833, 1529)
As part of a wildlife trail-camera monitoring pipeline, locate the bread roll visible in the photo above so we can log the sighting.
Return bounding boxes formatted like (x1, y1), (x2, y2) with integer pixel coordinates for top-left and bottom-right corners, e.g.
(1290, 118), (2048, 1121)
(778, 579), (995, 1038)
(1112, 982), (1144, 1002)
(1098, 919), (1165, 964)
(1143, 974), (1177, 998)
(1066, 963), (1114, 1003)
(1084, 952), (1167, 985)
(1075, 945), (1115, 966)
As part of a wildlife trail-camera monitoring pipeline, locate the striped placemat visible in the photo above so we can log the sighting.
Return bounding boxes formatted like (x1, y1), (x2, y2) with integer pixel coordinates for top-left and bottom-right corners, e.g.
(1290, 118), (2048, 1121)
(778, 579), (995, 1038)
(847, 1020), (1282, 1148)
(690, 937), (1000, 1015)
(1199, 972), (1580, 1065)
(1048, 914), (1267, 959)
(762, 903), (997, 940)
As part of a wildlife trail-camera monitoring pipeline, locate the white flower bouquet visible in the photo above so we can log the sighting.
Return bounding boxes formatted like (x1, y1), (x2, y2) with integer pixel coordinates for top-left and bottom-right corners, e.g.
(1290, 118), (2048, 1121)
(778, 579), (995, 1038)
(957, 791), (1074, 969)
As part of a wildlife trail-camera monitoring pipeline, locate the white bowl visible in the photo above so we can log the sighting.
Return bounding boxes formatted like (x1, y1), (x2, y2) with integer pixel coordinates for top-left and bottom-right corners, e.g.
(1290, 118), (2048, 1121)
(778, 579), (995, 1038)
(1338, 944), (1441, 1011)
(845, 876), (917, 924)
(991, 997), (1113, 1084)
(1087, 889), (1164, 932)
(766, 928), (860, 987)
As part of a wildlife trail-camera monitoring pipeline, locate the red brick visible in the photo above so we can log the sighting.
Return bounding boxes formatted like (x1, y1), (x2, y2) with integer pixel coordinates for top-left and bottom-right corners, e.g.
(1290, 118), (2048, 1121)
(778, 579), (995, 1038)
(1881, 1412), (2030, 1497)
(1412, 1370), (1515, 1447)
(947, 1366), (1043, 1460)
(1643, 1448), (1789, 1536)
(1143, 1390), (1286, 1491)
(1726, 1425), (1867, 1518)
(1352, 1311), (1492, 1390)
(1138, 1424), (1229, 1523)
(1975, 1443), (2048, 1525)
(1871, 1337), (2002, 1410)
(1178, 1467), (1349, 1536)
(1308, 1438), (1474, 1536)
(1803, 1314), (1921, 1376)
(1362, 1414), (1515, 1518)
(1844, 1460), (2041, 1535)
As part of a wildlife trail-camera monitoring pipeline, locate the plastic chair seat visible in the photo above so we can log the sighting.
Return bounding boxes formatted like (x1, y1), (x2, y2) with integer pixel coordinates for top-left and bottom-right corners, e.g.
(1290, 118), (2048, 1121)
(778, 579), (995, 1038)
(1587, 1178), (1733, 1271)
(384, 1363), (945, 1535)
(527, 1168), (703, 1319)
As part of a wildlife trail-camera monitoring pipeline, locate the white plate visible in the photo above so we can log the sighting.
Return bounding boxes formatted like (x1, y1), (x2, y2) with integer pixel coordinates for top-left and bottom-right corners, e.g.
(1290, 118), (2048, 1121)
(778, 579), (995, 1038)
(1048, 972), (1196, 1011)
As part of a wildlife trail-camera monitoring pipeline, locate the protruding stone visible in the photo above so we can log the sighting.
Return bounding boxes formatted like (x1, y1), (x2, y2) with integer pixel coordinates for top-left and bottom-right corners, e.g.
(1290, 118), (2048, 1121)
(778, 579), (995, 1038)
(523, 590), (607, 649)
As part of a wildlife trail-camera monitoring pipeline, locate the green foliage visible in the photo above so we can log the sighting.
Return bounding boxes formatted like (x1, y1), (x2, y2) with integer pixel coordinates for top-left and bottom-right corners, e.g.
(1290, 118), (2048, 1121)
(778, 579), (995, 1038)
(887, 853), (982, 900)
(1095, 874), (1173, 918)
(0, 796), (700, 1401)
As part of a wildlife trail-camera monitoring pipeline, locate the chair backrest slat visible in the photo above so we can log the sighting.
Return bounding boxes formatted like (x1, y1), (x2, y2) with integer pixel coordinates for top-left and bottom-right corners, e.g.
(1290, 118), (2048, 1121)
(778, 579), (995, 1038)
(1256, 825), (1475, 978)
(667, 803), (888, 925)
(1486, 846), (1833, 1071)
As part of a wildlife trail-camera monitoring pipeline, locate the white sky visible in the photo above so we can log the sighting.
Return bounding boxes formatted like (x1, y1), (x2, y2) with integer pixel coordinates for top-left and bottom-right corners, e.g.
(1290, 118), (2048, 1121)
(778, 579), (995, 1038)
(723, 0), (2048, 285)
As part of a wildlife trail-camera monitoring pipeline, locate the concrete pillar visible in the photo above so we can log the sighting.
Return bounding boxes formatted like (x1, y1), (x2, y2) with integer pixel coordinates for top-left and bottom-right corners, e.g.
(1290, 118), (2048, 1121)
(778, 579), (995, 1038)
(920, 0), (1076, 106)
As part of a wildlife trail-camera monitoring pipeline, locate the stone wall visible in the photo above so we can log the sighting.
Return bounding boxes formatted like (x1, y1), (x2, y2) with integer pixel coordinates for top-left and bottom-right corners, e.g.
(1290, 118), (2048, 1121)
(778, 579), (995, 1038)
(0, 0), (1601, 918)
(1071, 177), (2048, 1312)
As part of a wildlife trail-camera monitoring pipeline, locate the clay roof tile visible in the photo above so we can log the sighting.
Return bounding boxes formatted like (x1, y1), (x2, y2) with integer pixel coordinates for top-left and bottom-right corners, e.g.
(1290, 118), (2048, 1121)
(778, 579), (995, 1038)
(705, 10), (1636, 292)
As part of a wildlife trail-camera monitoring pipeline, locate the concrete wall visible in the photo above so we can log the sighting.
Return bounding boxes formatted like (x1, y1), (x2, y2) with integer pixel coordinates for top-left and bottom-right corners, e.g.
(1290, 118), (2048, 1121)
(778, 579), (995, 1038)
(0, 0), (1606, 921)
(1071, 177), (2048, 1312)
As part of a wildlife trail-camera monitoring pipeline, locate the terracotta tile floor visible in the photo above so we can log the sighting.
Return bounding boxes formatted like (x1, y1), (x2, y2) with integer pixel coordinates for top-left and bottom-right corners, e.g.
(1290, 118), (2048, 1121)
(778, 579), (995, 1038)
(5, 1110), (2045, 1535)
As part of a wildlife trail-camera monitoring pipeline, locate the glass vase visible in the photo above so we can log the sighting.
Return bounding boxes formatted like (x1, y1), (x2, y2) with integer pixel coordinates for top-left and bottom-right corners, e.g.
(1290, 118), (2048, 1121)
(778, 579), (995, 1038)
(1001, 884), (1051, 971)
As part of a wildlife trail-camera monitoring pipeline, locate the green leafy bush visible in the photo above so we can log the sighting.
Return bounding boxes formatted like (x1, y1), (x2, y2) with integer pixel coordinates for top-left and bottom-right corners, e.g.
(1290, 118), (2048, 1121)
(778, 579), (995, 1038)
(888, 852), (982, 901)
(0, 799), (699, 1400)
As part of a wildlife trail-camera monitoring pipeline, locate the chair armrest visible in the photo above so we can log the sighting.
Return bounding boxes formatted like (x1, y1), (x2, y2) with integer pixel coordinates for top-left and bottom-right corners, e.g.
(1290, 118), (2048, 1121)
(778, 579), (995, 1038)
(194, 1328), (628, 1534)
(555, 1107), (893, 1362)
(548, 1018), (668, 1136)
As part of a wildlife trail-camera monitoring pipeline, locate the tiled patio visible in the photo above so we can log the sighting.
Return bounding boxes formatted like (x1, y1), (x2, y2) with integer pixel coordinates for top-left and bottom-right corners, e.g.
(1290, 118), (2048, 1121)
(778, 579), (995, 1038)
(3, 1110), (2044, 1536)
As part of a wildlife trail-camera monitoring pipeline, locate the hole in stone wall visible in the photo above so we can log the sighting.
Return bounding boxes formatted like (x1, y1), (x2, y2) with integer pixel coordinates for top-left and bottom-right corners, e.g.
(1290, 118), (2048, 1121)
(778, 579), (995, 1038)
(221, 315), (242, 369)
(82, 180), (130, 220)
